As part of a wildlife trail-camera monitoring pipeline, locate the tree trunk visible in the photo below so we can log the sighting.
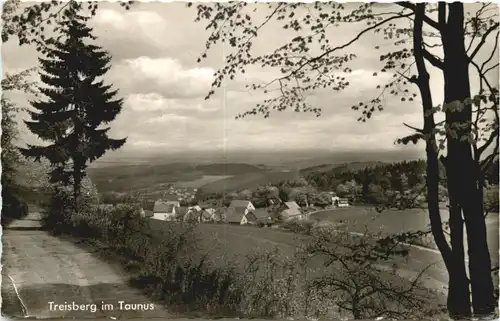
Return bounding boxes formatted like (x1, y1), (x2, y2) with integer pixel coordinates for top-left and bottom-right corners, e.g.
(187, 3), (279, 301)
(441, 3), (495, 316)
(413, 4), (472, 317)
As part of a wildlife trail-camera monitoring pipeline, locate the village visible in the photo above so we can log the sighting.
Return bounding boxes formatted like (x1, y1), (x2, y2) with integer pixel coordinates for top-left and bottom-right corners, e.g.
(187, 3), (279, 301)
(140, 189), (350, 225)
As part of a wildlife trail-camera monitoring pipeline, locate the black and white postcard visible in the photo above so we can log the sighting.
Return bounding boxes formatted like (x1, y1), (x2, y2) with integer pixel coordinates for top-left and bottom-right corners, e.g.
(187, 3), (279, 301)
(1, 1), (499, 320)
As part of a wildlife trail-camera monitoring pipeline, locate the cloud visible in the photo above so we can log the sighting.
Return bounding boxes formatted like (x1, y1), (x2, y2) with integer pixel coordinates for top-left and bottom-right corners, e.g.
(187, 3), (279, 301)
(126, 93), (219, 114)
(108, 57), (214, 99)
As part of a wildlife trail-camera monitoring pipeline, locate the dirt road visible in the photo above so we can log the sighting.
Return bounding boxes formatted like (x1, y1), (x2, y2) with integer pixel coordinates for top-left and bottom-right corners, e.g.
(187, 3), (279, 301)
(1, 212), (169, 319)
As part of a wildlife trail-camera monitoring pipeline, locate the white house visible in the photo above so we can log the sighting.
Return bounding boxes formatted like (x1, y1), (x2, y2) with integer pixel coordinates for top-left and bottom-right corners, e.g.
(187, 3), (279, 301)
(188, 205), (202, 212)
(152, 200), (179, 221)
(203, 208), (219, 222)
(338, 198), (350, 207)
(228, 200), (255, 215)
(332, 196), (349, 208)
(281, 201), (303, 221)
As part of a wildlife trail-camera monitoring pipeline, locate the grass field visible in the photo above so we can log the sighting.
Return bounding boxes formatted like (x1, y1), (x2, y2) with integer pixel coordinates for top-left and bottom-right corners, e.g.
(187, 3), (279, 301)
(145, 219), (449, 302)
(309, 207), (432, 235)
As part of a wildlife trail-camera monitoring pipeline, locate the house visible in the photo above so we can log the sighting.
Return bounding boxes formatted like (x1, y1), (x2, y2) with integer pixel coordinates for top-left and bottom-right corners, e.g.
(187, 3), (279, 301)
(332, 197), (350, 208)
(188, 205), (202, 212)
(199, 208), (220, 222)
(199, 209), (215, 222)
(228, 200), (255, 215)
(224, 207), (247, 224)
(152, 200), (179, 221)
(184, 205), (207, 223)
(184, 209), (201, 223)
(284, 201), (301, 211)
(247, 208), (272, 225)
(280, 201), (303, 221)
(281, 208), (303, 220)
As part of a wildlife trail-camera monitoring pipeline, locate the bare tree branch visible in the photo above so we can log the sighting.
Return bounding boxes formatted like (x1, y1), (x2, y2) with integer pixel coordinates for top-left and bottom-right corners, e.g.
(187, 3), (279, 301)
(396, 2), (441, 31)
(423, 49), (444, 69)
(469, 22), (500, 61)
(283, 12), (413, 78)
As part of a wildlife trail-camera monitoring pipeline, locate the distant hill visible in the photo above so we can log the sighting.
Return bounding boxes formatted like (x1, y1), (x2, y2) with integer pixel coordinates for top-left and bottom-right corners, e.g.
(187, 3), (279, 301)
(93, 148), (424, 168)
(281, 149), (423, 170)
(300, 161), (387, 175)
(88, 163), (200, 192)
(196, 169), (300, 198)
(88, 162), (270, 193)
(194, 163), (264, 175)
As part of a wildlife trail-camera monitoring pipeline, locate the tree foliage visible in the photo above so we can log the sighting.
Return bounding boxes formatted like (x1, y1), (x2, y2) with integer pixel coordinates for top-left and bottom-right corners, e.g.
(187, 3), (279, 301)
(1, 69), (37, 221)
(19, 3), (126, 208)
(2, 0), (132, 47)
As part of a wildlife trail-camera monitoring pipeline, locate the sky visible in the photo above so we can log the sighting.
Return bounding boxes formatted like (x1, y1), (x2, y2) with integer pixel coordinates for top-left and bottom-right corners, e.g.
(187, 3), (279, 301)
(2, 2), (498, 156)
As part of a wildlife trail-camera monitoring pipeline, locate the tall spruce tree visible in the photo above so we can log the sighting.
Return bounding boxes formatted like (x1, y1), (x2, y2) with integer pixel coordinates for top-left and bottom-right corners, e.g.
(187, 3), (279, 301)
(20, 4), (126, 210)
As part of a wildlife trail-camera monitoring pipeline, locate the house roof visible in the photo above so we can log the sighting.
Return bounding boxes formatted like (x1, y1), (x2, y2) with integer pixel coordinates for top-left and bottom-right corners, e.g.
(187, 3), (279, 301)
(249, 208), (270, 220)
(201, 210), (213, 219)
(229, 200), (252, 208)
(224, 208), (244, 223)
(282, 208), (301, 217)
(153, 201), (175, 213)
(284, 201), (300, 210)
(205, 208), (216, 215)
(229, 206), (248, 214)
(189, 205), (202, 212)
(245, 212), (258, 222)
(144, 210), (154, 217)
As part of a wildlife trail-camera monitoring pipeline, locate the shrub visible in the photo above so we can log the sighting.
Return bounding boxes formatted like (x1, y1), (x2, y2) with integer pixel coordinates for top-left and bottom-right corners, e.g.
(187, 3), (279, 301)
(1, 189), (28, 225)
(282, 219), (317, 235)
